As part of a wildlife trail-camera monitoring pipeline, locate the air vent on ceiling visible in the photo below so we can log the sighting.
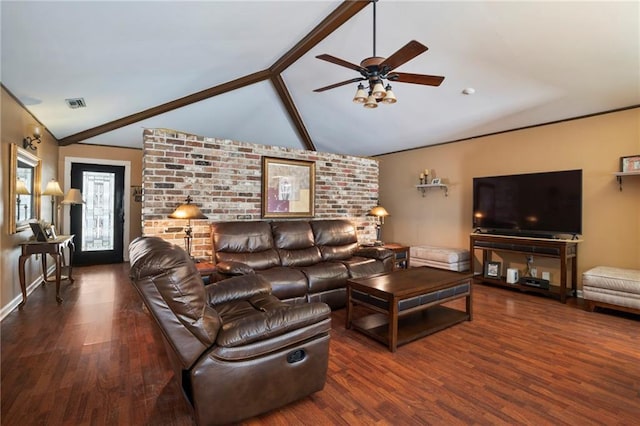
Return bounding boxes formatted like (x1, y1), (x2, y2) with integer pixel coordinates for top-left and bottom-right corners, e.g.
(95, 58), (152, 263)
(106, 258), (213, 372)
(65, 98), (86, 109)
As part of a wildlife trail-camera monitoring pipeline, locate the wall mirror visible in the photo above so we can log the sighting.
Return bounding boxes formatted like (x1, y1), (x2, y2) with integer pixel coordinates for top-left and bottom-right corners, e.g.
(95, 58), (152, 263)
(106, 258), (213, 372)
(9, 144), (41, 233)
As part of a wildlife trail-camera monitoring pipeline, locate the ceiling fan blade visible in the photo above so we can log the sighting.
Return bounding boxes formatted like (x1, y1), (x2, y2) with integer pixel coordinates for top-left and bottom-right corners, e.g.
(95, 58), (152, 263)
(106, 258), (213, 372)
(316, 54), (367, 73)
(389, 72), (445, 87)
(379, 40), (428, 73)
(313, 77), (367, 93)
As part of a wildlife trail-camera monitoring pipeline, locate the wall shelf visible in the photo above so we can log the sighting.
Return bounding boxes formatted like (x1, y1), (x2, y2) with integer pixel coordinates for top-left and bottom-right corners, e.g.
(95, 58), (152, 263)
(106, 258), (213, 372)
(613, 170), (640, 191)
(416, 183), (448, 197)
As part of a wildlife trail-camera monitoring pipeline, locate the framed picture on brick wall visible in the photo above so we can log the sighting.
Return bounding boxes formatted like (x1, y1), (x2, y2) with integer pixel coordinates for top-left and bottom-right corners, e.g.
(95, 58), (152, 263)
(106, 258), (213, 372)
(262, 157), (315, 218)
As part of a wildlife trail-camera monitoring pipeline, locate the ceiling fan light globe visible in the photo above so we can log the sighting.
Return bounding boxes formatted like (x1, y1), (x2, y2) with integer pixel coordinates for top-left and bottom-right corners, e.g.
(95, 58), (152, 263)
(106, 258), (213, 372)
(371, 82), (386, 99)
(383, 89), (397, 104)
(364, 94), (378, 108)
(353, 87), (367, 103)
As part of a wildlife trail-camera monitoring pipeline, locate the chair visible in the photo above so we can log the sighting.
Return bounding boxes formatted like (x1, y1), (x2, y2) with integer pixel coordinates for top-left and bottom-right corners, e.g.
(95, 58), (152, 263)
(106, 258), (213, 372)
(128, 236), (331, 425)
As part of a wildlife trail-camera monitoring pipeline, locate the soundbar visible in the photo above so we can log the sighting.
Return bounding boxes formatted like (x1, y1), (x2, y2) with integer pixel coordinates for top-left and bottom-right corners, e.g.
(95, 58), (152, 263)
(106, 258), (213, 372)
(519, 276), (550, 289)
(473, 240), (560, 256)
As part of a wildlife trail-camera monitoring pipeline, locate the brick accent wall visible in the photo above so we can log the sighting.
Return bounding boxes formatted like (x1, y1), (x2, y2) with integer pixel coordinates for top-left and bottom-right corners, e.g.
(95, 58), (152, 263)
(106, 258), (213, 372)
(141, 128), (381, 260)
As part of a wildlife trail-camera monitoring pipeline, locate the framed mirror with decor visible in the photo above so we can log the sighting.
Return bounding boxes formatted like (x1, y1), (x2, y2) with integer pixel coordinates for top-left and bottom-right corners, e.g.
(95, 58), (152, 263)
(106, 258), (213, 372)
(9, 144), (41, 233)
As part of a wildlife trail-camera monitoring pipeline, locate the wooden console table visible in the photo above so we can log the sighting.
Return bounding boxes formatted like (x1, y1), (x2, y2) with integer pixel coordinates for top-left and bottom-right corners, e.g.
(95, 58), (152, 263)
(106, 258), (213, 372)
(470, 233), (580, 303)
(18, 235), (75, 307)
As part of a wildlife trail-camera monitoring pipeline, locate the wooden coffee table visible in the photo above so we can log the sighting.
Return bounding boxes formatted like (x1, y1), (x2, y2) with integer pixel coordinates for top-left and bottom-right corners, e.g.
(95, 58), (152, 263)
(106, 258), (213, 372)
(346, 267), (473, 352)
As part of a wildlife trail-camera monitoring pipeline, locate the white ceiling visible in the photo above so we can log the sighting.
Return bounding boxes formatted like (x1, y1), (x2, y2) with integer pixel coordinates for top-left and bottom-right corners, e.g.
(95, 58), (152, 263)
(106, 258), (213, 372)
(2, 1), (639, 157)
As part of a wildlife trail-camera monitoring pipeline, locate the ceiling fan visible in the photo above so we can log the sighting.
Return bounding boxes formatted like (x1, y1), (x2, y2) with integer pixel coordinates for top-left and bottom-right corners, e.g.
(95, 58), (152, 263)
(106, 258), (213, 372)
(313, 0), (445, 107)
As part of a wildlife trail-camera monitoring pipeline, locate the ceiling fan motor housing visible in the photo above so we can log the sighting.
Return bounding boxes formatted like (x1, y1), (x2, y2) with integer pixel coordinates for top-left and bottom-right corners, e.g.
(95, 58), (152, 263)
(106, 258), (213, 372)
(360, 56), (386, 77)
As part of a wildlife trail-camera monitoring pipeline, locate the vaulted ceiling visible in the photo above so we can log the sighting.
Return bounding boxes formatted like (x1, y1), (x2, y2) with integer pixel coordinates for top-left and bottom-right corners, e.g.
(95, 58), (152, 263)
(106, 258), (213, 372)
(2, 1), (639, 157)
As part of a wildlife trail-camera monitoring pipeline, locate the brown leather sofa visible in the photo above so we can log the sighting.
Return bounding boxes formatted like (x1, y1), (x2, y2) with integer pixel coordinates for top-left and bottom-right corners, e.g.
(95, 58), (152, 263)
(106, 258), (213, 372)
(128, 236), (331, 425)
(210, 219), (394, 309)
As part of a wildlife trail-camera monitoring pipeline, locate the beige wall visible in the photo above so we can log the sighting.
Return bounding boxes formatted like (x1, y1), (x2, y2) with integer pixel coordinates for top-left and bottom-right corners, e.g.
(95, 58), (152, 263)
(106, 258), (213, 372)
(377, 108), (640, 288)
(1, 87), (60, 313)
(1, 86), (144, 316)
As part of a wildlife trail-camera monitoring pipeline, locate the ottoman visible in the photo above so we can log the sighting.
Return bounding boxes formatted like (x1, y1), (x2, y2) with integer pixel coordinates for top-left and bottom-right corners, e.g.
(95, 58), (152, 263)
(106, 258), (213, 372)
(583, 266), (640, 315)
(410, 245), (470, 272)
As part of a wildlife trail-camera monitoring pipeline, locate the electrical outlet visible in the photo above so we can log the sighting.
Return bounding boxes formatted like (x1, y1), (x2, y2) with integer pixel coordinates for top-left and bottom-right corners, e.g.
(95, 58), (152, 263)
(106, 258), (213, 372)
(542, 271), (550, 281)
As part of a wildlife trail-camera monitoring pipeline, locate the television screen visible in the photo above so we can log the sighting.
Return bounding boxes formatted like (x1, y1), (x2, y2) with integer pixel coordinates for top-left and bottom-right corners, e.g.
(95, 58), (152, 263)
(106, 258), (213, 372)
(473, 170), (582, 237)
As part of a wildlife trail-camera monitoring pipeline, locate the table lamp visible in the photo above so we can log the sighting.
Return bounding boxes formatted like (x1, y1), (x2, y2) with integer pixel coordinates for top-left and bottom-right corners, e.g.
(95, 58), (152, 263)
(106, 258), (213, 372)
(169, 196), (207, 259)
(369, 205), (389, 244)
(43, 179), (64, 227)
(60, 188), (85, 235)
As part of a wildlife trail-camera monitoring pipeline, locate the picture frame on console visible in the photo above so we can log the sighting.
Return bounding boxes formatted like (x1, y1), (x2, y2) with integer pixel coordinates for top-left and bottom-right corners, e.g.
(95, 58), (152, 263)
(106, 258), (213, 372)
(262, 156), (315, 218)
(484, 261), (502, 279)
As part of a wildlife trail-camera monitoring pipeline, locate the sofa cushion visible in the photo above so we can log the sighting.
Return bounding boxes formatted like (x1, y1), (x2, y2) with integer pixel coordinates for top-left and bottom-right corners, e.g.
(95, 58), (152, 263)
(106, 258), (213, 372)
(129, 236), (220, 349)
(583, 266), (640, 295)
(212, 221), (281, 270)
(257, 267), (309, 300)
(215, 298), (331, 347)
(271, 221), (314, 250)
(298, 262), (349, 293)
(311, 219), (358, 260)
(216, 250), (280, 270)
(272, 221), (322, 267)
(340, 256), (386, 279)
(206, 274), (272, 306)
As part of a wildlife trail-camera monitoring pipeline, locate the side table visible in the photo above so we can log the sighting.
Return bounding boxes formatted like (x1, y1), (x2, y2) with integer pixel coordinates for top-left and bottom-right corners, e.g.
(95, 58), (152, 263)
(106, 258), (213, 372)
(195, 262), (216, 283)
(383, 243), (410, 270)
(18, 235), (75, 307)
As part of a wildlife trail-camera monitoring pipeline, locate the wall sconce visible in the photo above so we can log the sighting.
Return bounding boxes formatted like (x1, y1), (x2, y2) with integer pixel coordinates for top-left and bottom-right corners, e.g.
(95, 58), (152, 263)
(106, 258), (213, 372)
(23, 127), (42, 151)
(169, 195), (207, 259)
(43, 179), (64, 227)
(368, 205), (390, 244)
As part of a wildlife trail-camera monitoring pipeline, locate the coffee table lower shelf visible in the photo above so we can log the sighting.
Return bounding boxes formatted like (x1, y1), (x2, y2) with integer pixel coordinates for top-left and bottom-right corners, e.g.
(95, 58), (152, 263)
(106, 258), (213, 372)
(351, 305), (469, 349)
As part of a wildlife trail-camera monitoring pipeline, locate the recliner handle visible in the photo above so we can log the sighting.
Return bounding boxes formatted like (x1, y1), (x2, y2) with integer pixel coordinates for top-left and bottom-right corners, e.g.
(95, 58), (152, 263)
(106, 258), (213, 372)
(287, 349), (306, 364)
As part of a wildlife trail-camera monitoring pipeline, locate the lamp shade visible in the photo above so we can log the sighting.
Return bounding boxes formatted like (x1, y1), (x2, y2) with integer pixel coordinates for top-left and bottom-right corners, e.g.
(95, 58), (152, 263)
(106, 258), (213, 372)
(382, 85), (397, 104)
(352, 84), (367, 103)
(61, 188), (85, 205)
(43, 179), (64, 196)
(371, 82), (386, 99)
(16, 179), (31, 195)
(369, 206), (389, 218)
(364, 94), (378, 109)
(169, 196), (207, 220)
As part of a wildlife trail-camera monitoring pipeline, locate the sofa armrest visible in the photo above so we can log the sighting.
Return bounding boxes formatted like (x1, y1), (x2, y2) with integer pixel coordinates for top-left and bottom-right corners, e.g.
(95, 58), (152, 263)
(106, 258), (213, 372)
(206, 274), (271, 306)
(215, 260), (255, 276)
(215, 300), (331, 347)
(355, 247), (395, 261)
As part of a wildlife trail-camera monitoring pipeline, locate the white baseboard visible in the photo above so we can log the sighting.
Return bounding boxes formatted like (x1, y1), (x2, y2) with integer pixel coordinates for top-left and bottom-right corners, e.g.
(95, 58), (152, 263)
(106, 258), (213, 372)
(0, 266), (56, 321)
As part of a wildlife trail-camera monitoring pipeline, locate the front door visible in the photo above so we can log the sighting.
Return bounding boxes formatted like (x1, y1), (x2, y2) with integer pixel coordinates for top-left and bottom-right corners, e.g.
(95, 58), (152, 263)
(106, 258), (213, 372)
(70, 163), (125, 265)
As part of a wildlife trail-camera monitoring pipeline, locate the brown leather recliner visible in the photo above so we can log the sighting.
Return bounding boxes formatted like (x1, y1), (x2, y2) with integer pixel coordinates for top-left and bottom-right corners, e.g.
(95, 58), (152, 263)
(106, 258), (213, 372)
(128, 236), (331, 425)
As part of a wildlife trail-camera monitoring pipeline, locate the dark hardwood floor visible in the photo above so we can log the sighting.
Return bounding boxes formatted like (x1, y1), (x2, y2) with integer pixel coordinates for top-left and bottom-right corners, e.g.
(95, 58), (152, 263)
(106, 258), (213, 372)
(2, 263), (639, 425)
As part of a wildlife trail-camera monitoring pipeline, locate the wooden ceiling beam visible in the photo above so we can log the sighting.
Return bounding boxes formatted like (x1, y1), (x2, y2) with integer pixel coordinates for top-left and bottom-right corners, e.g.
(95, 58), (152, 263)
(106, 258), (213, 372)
(58, 70), (271, 146)
(270, 1), (370, 74)
(265, 1), (368, 151)
(270, 74), (315, 151)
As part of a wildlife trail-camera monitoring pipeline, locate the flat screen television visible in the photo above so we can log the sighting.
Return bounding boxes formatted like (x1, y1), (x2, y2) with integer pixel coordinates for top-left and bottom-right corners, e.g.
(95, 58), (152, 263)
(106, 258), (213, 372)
(472, 170), (582, 238)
